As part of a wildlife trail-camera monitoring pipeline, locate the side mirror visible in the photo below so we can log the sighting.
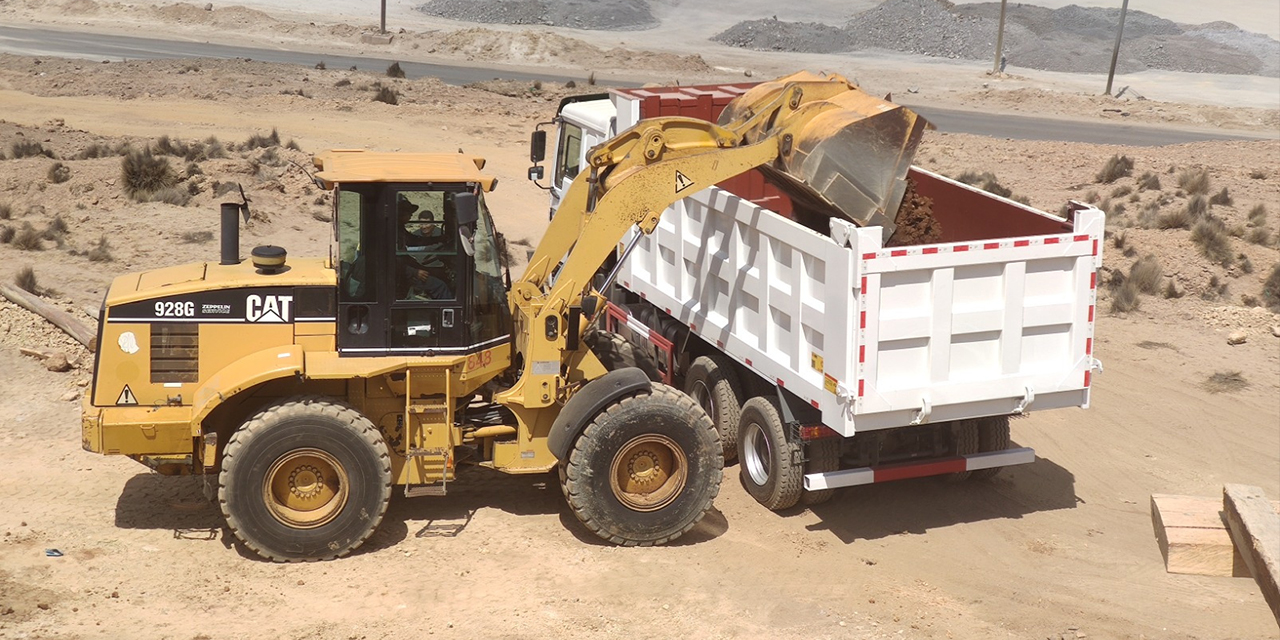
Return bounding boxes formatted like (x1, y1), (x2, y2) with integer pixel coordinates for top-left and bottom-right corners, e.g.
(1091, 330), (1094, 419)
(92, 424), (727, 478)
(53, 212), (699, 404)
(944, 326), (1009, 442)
(528, 165), (544, 182)
(530, 129), (547, 163)
(454, 192), (479, 227)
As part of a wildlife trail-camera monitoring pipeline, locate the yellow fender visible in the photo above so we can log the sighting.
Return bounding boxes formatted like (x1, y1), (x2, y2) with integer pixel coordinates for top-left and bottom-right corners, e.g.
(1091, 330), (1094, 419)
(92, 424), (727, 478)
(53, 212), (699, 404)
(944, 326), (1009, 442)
(191, 345), (306, 431)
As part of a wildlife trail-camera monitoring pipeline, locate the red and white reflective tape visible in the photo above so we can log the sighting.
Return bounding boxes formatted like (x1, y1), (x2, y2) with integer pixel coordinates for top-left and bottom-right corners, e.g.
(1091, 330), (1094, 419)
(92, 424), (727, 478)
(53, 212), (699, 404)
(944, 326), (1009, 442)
(802, 447), (1035, 491)
(860, 234), (1093, 262)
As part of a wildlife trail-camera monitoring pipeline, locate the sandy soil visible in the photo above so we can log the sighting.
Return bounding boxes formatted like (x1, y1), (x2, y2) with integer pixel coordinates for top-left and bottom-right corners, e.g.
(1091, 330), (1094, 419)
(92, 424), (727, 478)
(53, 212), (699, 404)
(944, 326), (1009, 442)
(0, 7), (1278, 640)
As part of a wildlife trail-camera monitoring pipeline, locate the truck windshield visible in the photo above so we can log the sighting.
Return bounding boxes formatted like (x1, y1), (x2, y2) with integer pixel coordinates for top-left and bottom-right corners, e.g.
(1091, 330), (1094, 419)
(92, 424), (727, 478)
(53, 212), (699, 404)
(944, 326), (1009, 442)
(554, 122), (583, 185)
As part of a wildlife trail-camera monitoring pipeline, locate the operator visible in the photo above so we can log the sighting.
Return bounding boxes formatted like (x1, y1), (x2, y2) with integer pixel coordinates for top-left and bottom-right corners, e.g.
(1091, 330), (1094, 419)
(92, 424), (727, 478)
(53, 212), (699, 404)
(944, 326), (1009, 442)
(396, 197), (453, 300)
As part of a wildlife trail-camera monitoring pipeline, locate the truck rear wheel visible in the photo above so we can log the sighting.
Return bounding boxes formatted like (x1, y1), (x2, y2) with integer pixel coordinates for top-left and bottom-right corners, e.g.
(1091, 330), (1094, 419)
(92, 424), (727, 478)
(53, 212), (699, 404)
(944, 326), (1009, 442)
(683, 354), (744, 464)
(970, 415), (1012, 480)
(561, 384), (721, 546)
(944, 419), (980, 483)
(737, 397), (803, 511)
(800, 438), (842, 505)
(218, 396), (392, 562)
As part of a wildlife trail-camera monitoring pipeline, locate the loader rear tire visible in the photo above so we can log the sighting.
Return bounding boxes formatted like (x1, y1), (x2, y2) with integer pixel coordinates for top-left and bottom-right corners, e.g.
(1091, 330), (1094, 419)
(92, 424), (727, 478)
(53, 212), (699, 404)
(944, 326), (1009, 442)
(943, 419), (980, 483)
(800, 438), (842, 506)
(683, 354), (744, 464)
(218, 396), (392, 562)
(561, 384), (722, 546)
(738, 396), (803, 511)
(970, 415), (1012, 480)
(586, 330), (661, 382)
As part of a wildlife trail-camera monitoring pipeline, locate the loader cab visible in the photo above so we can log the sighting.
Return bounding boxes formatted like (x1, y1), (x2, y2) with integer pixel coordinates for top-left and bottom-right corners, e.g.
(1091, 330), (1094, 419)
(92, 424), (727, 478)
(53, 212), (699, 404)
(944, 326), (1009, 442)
(317, 152), (509, 357)
(534, 96), (614, 218)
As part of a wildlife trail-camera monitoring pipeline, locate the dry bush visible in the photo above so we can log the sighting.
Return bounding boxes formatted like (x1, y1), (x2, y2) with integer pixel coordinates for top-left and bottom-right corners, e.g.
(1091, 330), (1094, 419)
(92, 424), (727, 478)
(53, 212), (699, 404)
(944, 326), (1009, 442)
(42, 214), (69, 241)
(241, 129), (281, 151)
(1243, 294), (1259, 307)
(1202, 371), (1248, 394)
(1264, 263), (1280, 311)
(47, 162), (71, 184)
(1112, 230), (1127, 250)
(1096, 155), (1133, 183)
(1109, 280), (1141, 313)
(1137, 172), (1161, 191)
(386, 62), (406, 78)
(202, 136), (228, 159)
(1157, 208), (1190, 230)
(1163, 280), (1184, 299)
(146, 187), (192, 206)
(181, 230), (215, 244)
(12, 222), (42, 251)
(1248, 204), (1267, 226)
(1185, 194), (1208, 219)
(121, 149), (176, 200)
(1110, 185), (1132, 198)
(152, 135), (190, 157)
(0, 225), (13, 244)
(1209, 187), (1232, 206)
(1129, 255), (1162, 293)
(1111, 202), (1126, 217)
(185, 162), (203, 177)
(1128, 192), (1140, 203)
(1246, 227), (1271, 246)
(315, 60), (326, 70)
(1236, 254), (1253, 274)
(588, 70), (597, 85)
(335, 78), (352, 87)
(75, 142), (117, 160)
(286, 139), (302, 151)
(1084, 189), (1099, 204)
(1249, 169), (1267, 179)
(373, 87), (399, 105)
(1177, 167), (1211, 195)
(1098, 197), (1112, 214)
(0, 202), (10, 220)
(9, 140), (55, 159)
(1191, 217), (1232, 265)
(87, 235), (114, 262)
(1202, 275), (1228, 300)
(14, 266), (40, 294)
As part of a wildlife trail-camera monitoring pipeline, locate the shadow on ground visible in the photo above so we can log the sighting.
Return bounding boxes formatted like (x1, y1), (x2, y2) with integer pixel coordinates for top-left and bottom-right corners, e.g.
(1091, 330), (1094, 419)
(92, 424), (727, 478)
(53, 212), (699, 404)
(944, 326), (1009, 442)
(800, 453), (1078, 544)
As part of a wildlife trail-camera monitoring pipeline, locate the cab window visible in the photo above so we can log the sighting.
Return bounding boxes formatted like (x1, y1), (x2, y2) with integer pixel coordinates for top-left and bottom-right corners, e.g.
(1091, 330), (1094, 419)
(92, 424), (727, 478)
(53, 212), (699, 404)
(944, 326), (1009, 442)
(554, 122), (583, 185)
(469, 194), (510, 343)
(336, 188), (372, 302)
(394, 190), (457, 302)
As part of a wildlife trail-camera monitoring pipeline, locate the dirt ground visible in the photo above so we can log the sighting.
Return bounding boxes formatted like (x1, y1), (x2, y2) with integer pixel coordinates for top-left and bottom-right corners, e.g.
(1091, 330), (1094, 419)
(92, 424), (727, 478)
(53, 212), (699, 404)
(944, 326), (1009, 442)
(0, 5), (1278, 640)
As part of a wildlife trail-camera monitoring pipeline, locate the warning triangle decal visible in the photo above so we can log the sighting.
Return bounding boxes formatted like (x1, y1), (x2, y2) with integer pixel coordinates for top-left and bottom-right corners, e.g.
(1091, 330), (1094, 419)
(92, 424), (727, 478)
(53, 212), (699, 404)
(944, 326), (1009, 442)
(675, 170), (695, 194)
(116, 385), (138, 406)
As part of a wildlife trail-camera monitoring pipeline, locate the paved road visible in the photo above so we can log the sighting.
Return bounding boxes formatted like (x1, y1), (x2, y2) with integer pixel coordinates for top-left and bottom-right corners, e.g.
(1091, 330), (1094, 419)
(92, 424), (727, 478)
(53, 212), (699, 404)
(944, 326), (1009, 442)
(0, 25), (1261, 146)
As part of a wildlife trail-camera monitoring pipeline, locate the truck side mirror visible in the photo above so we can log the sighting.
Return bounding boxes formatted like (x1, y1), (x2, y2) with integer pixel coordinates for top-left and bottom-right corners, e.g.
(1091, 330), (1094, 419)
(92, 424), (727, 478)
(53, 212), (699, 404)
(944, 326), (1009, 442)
(454, 192), (479, 227)
(530, 129), (547, 163)
(528, 165), (544, 182)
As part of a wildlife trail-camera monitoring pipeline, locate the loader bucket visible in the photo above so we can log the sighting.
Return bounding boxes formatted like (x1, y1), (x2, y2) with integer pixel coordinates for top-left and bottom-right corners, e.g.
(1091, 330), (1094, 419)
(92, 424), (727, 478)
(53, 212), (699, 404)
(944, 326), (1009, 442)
(718, 72), (929, 239)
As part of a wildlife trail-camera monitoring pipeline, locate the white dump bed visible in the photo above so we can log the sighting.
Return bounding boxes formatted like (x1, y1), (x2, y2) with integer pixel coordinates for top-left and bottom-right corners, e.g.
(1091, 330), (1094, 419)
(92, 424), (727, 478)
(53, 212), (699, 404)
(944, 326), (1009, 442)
(616, 171), (1105, 436)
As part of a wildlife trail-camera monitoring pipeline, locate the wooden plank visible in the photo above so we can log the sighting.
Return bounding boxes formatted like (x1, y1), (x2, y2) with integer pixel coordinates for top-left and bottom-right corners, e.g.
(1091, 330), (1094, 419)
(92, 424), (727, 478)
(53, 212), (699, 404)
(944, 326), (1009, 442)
(1152, 494), (1249, 577)
(0, 282), (97, 350)
(1223, 484), (1280, 624)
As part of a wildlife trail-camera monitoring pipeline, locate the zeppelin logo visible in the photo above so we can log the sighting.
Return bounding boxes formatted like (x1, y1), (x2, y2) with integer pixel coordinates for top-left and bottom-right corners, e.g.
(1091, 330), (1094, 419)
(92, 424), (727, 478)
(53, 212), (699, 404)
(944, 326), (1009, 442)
(246, 294), (293, 323)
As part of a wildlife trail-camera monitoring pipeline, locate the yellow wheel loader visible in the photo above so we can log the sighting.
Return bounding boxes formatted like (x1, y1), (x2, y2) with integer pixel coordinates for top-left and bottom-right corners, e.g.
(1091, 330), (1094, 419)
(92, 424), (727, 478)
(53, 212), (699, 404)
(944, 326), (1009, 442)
(82, 72), (925, 561)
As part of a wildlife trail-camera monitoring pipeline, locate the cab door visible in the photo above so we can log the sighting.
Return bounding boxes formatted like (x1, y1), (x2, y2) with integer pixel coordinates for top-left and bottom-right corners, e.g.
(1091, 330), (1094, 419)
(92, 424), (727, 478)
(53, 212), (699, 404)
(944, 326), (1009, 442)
(335, 184), (388, 354)
(384, 185), (467, 354)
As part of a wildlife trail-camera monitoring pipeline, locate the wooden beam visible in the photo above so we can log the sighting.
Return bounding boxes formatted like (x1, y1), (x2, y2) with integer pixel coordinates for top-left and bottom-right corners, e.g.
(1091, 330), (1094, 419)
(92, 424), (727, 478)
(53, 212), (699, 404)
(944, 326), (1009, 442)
(0, 282), (97, 351)
(1152, 494), (1249, 577)
(1224, 484), (1280, 624)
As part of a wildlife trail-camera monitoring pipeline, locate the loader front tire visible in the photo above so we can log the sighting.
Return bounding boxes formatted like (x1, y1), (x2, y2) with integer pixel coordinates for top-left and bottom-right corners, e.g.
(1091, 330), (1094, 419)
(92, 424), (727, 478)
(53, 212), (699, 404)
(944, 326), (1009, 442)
(737, 396), (803, 511)
(586, 330), (661, 382)
(218, 396), (392, 562)
(561, 384), (722, 546)
(683, 354), (744, 464)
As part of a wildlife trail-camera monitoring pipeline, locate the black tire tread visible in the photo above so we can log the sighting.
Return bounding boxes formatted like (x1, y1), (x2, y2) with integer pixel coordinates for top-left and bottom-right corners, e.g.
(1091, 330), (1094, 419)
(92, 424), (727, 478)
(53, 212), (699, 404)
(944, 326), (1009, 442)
(800, 437), (841, 505)
(738, 396), (803, 511)
(684, 353), (744, 463)
(218, 395), (392, 562)
(971, 415), (1012, 481)
(587, 330), (661, 382)
(944, 419), (980, 483)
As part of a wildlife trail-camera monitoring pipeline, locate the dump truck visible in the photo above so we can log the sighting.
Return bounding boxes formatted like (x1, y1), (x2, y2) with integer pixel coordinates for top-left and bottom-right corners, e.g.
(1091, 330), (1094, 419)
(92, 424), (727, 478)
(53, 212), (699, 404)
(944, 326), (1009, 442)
(530, 76), (1105, 510)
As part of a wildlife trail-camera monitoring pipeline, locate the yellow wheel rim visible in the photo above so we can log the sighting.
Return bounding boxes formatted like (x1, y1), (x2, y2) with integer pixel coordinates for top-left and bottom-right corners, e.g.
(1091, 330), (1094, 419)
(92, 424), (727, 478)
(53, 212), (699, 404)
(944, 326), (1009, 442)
(262, 448), (349, 529)
(609, 434), (687, 512)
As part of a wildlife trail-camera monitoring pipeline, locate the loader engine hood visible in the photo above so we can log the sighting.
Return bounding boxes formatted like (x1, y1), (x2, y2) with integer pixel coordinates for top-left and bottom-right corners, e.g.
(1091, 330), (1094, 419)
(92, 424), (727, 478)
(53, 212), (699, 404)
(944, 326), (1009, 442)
(105, 257), (337, 309)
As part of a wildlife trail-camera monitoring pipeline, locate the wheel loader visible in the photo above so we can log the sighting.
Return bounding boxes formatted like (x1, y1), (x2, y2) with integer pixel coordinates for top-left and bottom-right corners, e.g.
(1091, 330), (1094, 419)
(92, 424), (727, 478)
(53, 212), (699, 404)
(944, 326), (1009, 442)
(81, 72), (926, 561)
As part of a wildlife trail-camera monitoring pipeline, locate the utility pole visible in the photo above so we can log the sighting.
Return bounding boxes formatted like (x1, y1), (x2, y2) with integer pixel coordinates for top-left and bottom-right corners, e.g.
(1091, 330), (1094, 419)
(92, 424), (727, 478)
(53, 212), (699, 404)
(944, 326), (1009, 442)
(380, 0), (387, 34)
(992, 0), (1008, 74)
(1104, 0), (1130, 95)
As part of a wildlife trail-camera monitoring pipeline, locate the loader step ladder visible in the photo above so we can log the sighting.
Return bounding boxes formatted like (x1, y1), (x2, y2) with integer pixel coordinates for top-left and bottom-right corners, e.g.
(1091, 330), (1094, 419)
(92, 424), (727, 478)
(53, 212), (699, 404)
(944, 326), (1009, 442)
(403, 366), (453, 498)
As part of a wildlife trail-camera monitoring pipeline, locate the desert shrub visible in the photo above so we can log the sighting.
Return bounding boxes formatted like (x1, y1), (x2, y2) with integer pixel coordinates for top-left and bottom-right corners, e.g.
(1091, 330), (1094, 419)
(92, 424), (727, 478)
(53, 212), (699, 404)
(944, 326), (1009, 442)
(373, 87), (399, 105)
(1236, 254), (1253, 274)
(181, 230), (215, 244)
(1201, 275), (1228, 300)
(1129, 255), (1162, 294)
(315, 61), (326, 70)
(87, 235), (114, 262)
(0, 203), (10, 220)
(588, 70), (597, 85)
(202, 136), (228, 159)
(75, 142), (116, 159)
(1202, 371), (1248, 394)
(1110, 280), (1140, 313)
(1096, 155), (1133, 183)
(1128, 192), (1140, 203)
(1185, 194), (1208, 219)
(14, 266), (40, 294)
(121, 149), (176, 200)
(1110, 185), (1132, 198)
(12, 222), (42, 250)
(1249, 169), (1266, 179)
(286, 139), (302, 151)
(152, 135), (190, 157)
(1209, 187), (1232, 206)
(1191, 217), (1232, 265)
(531, 79), (543, 92)
(146, 187), (191, 206)
(1246, 227), (1271, 246)
(1248, 204), (1267, 226)
(1084, 189), (1099, 204)
(1162, 207), (1187, 230)
(42, 214), (68, 241)
(350, 65), (358, 71)
(241, 129), (281, 151)
(1111, 230), (1127, 250)
(1177, 167), (1211, 195)
(1163, 280), (1184, 299)
(10, 140), (55, 159)
(386, 61), (405, 78)
(185, 162), (203, 177)
(335, 78), (352, 87)
(0, 225), (12, 244)
(46, 162), (71, 184)
(1136, 172), (1161, 191)
(1263, 263), (1280, 311)
(1111, 202), (1126, 217)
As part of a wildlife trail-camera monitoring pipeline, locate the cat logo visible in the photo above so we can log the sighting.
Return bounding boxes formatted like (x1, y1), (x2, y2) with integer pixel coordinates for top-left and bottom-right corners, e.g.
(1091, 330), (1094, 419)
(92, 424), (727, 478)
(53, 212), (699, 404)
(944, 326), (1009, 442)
(246, 294), (293, 323)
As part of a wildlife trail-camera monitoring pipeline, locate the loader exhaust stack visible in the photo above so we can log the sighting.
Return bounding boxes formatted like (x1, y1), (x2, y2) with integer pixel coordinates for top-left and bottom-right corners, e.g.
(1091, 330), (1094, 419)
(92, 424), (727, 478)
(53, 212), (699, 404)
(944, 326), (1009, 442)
(220, 202), (241, 265)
